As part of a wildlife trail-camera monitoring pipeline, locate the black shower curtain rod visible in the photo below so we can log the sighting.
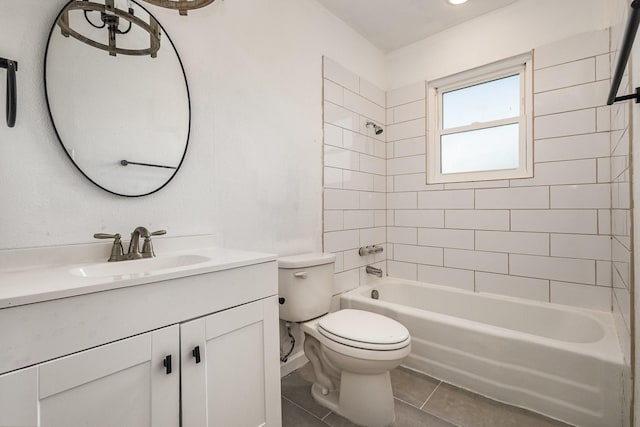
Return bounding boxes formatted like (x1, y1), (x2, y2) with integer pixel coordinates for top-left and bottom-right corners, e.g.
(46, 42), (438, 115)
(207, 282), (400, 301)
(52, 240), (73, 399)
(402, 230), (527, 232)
(607, 0), (640, 105)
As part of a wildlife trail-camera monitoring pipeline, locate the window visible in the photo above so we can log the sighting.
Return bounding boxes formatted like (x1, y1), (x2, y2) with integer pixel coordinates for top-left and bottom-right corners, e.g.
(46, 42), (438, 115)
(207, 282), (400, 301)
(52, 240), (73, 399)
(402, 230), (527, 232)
(426, 53), (533, 184)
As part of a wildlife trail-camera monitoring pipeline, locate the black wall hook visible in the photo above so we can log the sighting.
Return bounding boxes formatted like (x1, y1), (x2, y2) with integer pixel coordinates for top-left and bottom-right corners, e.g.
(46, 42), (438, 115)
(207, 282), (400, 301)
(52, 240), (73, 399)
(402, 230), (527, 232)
(0, 57), (18, 127)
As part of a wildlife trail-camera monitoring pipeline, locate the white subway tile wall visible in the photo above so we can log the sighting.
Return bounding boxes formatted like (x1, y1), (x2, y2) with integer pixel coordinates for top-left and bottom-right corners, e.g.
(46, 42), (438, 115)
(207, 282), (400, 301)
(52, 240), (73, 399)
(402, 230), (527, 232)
(533, 30), (609, 70)
(323, 57), (387, 293)
(475, 272), (550, 302)
(382, 28), (615, 312)
(323, 29), (624, 317)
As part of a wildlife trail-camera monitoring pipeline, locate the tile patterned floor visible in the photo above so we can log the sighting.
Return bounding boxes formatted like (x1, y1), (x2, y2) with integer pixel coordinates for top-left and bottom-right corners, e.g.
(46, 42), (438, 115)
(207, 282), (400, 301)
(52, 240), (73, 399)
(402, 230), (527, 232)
(281, 364), (572, 427)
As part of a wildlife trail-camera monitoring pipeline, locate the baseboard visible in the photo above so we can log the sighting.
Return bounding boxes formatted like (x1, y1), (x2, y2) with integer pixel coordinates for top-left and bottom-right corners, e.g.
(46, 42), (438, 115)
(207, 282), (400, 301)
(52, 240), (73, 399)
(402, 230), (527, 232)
(280, 351), (308, 378)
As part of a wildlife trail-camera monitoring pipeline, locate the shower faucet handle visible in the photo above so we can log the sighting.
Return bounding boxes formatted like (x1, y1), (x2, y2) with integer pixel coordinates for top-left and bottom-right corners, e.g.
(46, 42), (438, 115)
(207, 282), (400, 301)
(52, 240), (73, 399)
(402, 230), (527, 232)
(358, 245), (384, 256)
(371, 245), (384, 254)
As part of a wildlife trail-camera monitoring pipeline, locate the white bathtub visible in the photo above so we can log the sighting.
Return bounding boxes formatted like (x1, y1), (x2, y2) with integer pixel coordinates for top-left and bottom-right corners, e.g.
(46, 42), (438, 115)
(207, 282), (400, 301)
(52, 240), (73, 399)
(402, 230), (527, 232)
(341, 278), (624, 427)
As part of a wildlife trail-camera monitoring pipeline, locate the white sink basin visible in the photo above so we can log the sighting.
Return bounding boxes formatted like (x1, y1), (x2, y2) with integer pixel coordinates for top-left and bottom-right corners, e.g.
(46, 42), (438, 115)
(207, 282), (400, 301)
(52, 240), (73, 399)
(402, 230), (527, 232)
(0, 235), (277, 309)
(69, 254), (212, 278)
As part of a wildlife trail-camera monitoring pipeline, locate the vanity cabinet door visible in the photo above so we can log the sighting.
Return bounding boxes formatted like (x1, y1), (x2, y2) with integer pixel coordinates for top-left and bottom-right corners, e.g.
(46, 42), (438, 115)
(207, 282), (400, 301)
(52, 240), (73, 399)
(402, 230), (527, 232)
(38, 325), (179, 427)
(181, 296), (282, 427)
(0, 366), (38, 427)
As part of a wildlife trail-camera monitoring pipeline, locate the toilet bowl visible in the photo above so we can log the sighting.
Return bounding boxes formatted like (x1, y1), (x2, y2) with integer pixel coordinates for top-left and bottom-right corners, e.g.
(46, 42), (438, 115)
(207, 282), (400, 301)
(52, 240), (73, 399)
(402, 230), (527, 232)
(302, 310), (410, 427)
(278, 253), (411, 427)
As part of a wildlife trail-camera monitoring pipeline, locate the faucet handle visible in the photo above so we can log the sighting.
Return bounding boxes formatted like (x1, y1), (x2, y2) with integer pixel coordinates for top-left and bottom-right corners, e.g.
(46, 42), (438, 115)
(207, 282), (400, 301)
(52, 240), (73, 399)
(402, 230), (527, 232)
(93, 233), (125, 262)
(141, 230), (166, 258)
(94, 233), (120, 240)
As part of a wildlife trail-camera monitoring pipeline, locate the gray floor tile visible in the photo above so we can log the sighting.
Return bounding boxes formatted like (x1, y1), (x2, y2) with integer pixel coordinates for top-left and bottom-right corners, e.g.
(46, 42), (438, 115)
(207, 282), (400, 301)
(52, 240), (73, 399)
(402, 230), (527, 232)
(422, 383), (571, 427)
(281, 397), (329, 427)
(324, 399), (455, 427)
(393, 399), (457, 427)
(390, 366), (440, 408)
(322, 411), (361, 427)
(281, 367), (332, 419)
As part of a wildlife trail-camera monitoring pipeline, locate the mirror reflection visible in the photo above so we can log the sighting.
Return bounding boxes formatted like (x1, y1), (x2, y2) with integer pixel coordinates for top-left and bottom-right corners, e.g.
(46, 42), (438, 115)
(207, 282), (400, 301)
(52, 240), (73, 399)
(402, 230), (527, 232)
(45, 0), (190, 197)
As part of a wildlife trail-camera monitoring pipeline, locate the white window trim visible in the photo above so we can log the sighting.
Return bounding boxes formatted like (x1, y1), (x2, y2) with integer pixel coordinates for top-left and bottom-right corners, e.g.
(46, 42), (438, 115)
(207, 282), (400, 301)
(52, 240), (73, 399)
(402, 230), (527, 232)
(426, 52), (533, 184)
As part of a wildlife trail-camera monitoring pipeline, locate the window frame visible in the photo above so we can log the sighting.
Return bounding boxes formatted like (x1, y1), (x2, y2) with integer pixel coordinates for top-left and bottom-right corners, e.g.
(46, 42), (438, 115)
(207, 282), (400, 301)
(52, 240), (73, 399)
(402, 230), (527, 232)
(426, 52), (533, 184)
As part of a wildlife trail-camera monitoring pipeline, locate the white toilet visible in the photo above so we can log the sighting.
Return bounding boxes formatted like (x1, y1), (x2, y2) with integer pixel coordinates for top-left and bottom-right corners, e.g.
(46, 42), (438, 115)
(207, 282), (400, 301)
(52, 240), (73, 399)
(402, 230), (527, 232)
(278, 253), (411, 427)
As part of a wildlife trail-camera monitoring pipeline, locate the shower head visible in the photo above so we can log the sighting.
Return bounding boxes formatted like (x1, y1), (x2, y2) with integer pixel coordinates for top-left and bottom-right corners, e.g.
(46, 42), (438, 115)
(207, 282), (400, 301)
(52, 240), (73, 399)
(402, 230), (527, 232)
(366, 121), (383, 135)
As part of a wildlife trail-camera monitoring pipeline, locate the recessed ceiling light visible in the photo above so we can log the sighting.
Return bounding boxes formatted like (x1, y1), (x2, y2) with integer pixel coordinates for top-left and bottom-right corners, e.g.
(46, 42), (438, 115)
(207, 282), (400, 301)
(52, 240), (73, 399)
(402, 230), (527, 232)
(448, 0), (469, 5)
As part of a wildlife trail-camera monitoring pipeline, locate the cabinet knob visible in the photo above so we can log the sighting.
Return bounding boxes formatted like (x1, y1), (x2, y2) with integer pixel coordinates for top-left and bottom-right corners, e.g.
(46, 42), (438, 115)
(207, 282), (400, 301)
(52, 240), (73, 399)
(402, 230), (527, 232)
(192, 346), (201, 364)
(163, 355), (172, 375)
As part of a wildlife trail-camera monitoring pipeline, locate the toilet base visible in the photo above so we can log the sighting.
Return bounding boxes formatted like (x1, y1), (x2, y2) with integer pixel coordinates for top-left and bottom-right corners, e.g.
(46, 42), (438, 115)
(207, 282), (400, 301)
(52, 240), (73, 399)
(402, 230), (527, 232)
(311, 371), (396, 427)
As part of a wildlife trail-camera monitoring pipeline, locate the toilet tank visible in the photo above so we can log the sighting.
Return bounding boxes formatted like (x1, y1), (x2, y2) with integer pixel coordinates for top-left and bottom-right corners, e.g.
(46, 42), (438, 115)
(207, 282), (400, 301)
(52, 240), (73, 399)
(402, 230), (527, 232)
(278, 253), (336, 322)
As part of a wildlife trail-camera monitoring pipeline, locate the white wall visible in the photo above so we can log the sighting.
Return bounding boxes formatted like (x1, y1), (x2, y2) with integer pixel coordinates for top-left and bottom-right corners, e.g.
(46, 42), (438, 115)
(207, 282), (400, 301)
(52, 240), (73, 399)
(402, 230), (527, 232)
(386, 0), (612, 89)
(376, 0), (621, 313)
(0, 0), (385, 254)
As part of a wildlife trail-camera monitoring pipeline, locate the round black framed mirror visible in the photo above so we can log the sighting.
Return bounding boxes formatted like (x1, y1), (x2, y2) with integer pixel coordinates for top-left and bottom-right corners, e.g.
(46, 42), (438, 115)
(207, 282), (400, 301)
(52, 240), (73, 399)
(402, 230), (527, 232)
(44, 0), (191, 197)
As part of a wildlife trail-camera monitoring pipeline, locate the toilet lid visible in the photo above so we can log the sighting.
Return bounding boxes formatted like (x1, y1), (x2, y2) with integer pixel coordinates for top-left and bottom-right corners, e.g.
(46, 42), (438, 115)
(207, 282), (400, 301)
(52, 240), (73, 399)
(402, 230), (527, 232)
(278, 253), (336, 269)
(318, 309), (410, 350)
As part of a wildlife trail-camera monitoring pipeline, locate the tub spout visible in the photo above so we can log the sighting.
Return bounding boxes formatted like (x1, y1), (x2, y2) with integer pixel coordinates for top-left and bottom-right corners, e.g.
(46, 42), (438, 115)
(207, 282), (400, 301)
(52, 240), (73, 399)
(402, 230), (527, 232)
(366, 265), (383, 278)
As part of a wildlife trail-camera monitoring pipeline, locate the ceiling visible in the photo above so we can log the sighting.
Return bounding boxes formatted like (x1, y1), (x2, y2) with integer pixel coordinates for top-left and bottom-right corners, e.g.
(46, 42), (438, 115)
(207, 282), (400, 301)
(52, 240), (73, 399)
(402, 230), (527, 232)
(316, 0), (519, 52)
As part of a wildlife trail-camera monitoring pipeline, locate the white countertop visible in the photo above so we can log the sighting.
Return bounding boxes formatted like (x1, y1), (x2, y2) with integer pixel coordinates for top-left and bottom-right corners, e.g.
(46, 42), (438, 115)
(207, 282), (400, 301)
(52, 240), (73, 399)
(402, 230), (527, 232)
(0, 235), (276, 309)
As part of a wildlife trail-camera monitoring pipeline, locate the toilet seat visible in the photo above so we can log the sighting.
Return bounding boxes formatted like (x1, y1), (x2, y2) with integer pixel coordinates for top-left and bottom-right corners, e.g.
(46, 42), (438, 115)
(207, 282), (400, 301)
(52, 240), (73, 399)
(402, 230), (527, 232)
(318, 309), (410, 351)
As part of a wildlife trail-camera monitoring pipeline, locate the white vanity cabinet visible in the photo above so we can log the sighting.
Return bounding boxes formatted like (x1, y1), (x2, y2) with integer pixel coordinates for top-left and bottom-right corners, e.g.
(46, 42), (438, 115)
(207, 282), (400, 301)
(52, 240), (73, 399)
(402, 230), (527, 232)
(181, 297), (281, 427)
(0, 252), (281, 427)
(0, 326), (180, 427)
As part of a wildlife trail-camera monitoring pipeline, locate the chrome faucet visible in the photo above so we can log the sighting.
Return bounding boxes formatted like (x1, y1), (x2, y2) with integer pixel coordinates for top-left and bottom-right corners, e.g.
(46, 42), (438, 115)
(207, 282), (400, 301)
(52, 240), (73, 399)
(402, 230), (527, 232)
(94, 226), (166, 262)
(366, 265), (383, 278)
